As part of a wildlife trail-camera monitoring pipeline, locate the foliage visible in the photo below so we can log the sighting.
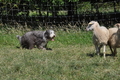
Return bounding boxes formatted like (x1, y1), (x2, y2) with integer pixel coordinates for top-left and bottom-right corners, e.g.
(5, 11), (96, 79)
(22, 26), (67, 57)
(0, 0), (119, 16)
(0, 0), (80, 4)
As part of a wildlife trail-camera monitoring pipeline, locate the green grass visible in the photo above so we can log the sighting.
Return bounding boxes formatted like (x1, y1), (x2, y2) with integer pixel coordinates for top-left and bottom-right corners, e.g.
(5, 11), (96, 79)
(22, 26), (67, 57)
(0, 27), (120, 80)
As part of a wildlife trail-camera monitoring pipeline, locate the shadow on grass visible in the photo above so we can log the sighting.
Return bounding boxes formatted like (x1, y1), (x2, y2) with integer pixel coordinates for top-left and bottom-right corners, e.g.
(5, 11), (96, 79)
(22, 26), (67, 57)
(16, 46), (21, 49)
(16, 46), (52, 50)
(86, 53), (95, 57)
(86, 53), (115, 57)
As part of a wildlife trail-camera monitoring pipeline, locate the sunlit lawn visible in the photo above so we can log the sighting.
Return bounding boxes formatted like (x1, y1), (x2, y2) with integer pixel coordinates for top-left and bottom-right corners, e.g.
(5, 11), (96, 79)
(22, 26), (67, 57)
(0, 27), (120, 80)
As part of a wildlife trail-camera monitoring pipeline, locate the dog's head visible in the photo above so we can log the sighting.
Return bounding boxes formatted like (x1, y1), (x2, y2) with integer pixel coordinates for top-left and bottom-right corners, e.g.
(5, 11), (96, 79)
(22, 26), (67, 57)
(44, 30), (56, 41)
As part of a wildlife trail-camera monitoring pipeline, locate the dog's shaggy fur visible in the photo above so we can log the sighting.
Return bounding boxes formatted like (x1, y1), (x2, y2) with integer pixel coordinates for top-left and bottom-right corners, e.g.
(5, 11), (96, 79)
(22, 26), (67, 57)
(16, 30), (55, 50)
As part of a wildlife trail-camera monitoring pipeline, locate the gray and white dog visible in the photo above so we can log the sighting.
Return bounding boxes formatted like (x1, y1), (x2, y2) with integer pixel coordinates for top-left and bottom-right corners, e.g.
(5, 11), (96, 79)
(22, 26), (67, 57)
(16, 30), (55, 50)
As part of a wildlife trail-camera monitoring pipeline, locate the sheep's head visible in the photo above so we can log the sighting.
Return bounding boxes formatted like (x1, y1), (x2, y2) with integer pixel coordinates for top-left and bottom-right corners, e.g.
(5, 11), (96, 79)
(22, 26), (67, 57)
(114, 23), (120, 29)
(86, 21), (98, 31)
(114, 23), (120, 34)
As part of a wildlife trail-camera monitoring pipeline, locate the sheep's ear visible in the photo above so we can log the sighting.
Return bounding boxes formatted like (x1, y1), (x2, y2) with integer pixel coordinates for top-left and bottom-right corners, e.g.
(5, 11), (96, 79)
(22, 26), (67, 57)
(89, 23), (93, 25)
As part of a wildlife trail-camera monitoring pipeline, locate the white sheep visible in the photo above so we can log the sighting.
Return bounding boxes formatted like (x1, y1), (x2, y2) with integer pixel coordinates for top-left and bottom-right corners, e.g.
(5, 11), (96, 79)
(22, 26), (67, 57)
(108, 23), (120, 56)
(86, 21), (109, 58)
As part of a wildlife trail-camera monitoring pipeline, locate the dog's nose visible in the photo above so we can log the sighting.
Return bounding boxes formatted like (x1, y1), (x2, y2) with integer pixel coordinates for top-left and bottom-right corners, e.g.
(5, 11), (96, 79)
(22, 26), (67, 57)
(53, 35), (56, 37)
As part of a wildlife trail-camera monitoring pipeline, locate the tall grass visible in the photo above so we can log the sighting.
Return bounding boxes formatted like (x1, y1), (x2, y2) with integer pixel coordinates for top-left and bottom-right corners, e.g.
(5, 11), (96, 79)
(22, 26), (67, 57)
(0, 26), (120, 80)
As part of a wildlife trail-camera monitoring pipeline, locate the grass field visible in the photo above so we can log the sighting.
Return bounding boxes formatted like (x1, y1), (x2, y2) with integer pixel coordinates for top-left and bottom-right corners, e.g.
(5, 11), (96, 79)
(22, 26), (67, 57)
(0, 26), (120, 80)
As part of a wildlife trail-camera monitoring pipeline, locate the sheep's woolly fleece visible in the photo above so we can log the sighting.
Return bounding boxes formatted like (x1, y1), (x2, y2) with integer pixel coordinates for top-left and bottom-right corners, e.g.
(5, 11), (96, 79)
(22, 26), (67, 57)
(86, 21), (109, 58)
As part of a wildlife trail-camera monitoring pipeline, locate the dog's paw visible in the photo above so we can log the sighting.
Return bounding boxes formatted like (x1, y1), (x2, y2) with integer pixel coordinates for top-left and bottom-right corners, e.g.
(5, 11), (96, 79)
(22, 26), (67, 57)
(46, 48), (52, 50)
(42, 48), (47, 50)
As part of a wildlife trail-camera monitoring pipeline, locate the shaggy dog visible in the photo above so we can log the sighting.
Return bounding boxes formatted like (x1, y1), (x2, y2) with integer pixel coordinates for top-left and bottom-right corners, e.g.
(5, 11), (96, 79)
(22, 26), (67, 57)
(16, 30), (55, 50)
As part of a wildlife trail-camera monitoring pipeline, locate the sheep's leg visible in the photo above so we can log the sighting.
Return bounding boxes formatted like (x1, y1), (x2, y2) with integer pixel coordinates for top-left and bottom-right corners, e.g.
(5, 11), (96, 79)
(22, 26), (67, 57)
(98, 44), (103, 53)
(109, 45), (114, 55)
(95, 44), (103, 56)
(95, 45), (99, 55)
(103, 45), (106, 58)
(113, 48), (117, 56)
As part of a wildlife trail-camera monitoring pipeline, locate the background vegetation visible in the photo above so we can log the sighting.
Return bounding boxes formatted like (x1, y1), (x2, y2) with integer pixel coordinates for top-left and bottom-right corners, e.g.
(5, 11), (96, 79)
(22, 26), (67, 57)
(0, 25), (120, 80)
(0, 0), (119, 16)
(0, 0), (119, 28)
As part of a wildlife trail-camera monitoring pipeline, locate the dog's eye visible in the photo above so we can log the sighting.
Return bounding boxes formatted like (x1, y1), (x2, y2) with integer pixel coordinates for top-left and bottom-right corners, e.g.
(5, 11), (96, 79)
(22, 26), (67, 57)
(50, 32), (53, 34)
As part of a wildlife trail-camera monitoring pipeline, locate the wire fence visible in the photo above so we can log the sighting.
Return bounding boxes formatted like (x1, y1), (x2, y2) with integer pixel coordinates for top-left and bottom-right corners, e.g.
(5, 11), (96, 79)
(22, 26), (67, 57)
(0, 0), (120, 27)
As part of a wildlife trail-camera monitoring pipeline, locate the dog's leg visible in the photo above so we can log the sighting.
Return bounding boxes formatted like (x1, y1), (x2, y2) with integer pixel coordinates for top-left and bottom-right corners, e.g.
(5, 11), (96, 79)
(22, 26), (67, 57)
(28, 43), (35, 49)
(29, 45), (34, 49)
(44, 44), (52, 50)
(37, 45), (46, 50)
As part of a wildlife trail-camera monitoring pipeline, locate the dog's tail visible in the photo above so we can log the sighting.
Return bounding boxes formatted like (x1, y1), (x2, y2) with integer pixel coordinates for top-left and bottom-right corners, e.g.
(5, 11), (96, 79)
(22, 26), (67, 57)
(16, 35), (21, 42)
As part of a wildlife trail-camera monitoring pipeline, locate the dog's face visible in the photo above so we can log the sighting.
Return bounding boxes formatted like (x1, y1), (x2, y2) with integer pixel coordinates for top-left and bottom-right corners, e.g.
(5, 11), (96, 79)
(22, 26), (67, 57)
(44, 30), (56, 41)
